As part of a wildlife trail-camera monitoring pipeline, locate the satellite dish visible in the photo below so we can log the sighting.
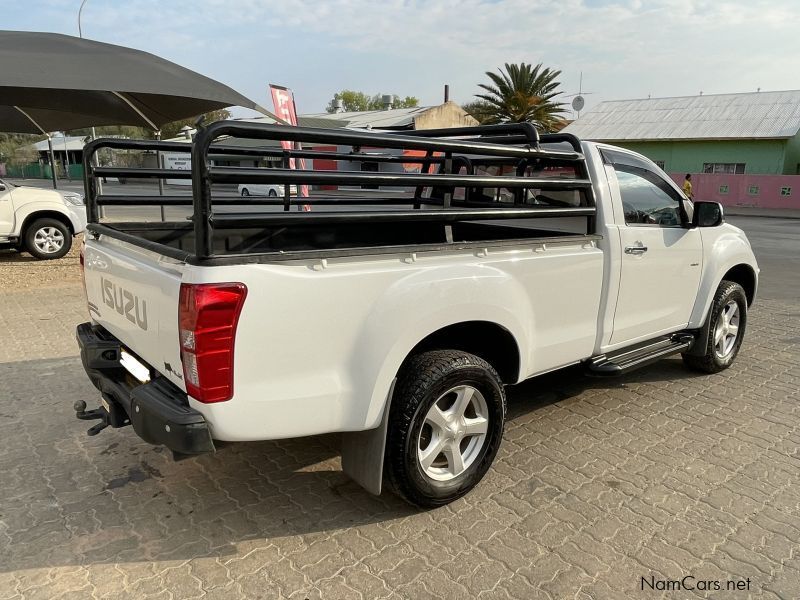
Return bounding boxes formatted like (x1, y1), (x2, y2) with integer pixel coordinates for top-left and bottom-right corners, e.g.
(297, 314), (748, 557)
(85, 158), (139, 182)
(572, 95), (585, 112)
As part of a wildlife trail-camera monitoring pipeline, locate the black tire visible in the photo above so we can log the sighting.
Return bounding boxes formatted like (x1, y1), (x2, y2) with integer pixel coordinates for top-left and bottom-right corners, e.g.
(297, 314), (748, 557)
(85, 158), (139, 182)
(385, 350), (506, 507)
(268, 189), (278, 197)
(682, 280), (747, 373)
(24, 218), (72, 260)
(241, 188), (250, 197)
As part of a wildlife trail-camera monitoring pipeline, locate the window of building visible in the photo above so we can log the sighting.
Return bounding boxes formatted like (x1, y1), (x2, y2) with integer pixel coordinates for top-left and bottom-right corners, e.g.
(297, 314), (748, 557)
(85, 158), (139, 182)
(781, 186), (792, 197)
(748, 185), (760, 196)
(614, 167), (682, 226)
(719, 185), (729, 194)
(703, 163), (745, 174)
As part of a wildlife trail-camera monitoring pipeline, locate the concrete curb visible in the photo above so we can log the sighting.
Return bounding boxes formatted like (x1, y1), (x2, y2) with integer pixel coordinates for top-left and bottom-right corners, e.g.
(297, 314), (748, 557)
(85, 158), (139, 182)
(725, 207), (800, 220)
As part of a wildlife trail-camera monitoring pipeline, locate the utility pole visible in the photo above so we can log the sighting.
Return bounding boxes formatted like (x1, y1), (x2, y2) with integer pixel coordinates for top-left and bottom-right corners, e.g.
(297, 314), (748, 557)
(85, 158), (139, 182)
(78, 0), (89, 38)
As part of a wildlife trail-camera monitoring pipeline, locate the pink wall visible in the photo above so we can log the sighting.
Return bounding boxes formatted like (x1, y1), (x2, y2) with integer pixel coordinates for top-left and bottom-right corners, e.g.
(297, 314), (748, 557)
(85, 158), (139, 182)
(669, 173), (798, 209)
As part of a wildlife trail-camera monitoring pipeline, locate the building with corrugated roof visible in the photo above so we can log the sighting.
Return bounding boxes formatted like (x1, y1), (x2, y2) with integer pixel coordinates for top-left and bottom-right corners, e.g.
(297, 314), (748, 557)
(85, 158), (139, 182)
(302, 101), (478, 130)
(564, 90), (800, 175)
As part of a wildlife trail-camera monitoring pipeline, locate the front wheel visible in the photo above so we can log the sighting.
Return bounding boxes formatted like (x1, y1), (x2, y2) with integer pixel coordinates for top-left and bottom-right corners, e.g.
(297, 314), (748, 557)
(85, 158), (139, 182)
(682, 280), (747, 373)
(240, 188), (250, 197)
(24, 218), (72, 260)
(268, 189), (278, 197)
(385, 350), (506, 507)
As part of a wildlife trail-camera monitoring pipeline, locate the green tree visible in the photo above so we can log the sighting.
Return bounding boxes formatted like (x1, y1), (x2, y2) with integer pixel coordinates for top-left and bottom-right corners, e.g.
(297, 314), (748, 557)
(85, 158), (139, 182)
(326, 91), (419, 113)
(70, 124), (150, 139)
(0, 137), (40, 177)
(461, 100), (494, 124)
(473, 62), (566, 131)
(69, 109), (232, 140)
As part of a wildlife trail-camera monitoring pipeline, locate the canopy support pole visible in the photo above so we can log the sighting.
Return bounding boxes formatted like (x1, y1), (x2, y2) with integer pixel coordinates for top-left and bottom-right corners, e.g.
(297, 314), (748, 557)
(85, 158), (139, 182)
(13, 106), (58, 189)
(156, 130), (165, 220)
(46, 136), (57, 189)
(112, 92), (165, 206)
(111, 91), (159, 131)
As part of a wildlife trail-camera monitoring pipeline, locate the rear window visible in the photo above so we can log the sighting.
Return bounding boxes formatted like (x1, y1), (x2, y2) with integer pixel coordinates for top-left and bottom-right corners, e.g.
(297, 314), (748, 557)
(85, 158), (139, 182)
(432, 161), (586, 208)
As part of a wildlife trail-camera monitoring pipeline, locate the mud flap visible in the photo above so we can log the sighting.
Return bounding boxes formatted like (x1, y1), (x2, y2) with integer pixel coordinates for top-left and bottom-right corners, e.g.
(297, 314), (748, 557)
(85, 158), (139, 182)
(341, 379), (395, 496)
(684, 311), (712, 357)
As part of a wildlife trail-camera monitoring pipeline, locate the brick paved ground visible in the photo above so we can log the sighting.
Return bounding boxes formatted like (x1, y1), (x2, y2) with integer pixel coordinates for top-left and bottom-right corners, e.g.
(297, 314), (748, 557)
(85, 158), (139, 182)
(1, 274), (799, 598)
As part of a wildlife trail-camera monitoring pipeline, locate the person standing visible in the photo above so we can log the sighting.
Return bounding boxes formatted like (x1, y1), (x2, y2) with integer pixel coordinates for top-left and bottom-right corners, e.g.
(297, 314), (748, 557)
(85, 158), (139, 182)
(683, 173), (694, 199)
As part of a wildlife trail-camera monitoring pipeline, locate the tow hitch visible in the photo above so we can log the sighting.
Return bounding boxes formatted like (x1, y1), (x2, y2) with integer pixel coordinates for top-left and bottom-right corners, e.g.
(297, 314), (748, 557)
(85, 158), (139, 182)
(73, 398), (129, 436)
(73, 400), (110, 435)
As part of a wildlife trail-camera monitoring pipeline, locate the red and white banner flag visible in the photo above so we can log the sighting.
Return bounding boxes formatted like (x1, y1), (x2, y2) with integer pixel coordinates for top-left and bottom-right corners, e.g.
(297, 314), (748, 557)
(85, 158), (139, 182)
(269, 84), (310, 202)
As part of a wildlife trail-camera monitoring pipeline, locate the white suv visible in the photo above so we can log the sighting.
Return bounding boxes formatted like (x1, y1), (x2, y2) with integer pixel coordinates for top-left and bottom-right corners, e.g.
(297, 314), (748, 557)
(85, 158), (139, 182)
(0, 179), (87, 259)
(237, 183), (297, 197)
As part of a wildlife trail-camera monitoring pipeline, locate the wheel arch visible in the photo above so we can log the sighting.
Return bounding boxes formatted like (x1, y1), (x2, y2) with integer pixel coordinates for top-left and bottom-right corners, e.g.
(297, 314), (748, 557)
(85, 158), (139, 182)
(688, 227), (758, 328)
(21, 210), (75, 236)
(721, 263), (756, 306)
(354, 267), (534, 431)
(403, 321), (521, 384)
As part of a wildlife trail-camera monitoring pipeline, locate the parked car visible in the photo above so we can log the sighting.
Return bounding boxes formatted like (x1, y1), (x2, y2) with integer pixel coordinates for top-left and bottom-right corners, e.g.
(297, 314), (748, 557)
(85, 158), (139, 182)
(74, 122), (757, 507)
(237, 183), (297, 197)
(0, 178), (87, 259)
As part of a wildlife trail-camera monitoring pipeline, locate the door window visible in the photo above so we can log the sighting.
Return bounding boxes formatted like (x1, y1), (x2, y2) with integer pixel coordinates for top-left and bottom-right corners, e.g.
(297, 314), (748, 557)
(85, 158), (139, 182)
(614, 167), (682, 227)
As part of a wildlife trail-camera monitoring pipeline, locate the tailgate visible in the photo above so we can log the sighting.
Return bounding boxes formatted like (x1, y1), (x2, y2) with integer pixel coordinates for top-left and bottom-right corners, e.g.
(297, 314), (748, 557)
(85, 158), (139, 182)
(83, 237), (186, 390)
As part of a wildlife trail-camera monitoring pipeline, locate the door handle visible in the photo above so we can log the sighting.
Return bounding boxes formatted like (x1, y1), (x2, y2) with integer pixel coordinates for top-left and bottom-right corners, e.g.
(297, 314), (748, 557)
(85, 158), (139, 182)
(624, 245), (648, 255)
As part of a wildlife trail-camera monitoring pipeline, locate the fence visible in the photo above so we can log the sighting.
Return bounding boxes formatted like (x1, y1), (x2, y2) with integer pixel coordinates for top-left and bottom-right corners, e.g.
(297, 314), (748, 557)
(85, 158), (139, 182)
(1, 162), (84, 180)
(669, 173), (798, 209)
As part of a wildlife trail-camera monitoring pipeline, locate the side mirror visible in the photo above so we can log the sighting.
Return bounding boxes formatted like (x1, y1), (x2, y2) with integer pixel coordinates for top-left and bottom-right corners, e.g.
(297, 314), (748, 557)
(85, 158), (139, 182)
(692, 201), (724, 228)
(0, 184), (6, 192)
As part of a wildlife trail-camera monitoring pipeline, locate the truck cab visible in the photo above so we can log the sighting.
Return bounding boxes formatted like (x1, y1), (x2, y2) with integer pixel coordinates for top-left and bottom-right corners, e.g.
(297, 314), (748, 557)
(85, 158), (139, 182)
(0, 178), (87, 259)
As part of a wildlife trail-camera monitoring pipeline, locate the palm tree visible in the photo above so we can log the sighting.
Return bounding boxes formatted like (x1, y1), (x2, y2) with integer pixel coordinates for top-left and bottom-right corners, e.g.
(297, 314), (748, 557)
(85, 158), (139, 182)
(473, 63), (566, 131)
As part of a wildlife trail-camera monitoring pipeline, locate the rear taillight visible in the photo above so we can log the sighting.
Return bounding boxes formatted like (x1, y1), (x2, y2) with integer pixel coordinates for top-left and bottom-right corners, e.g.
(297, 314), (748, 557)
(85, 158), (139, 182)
(178, 282), (247, 403)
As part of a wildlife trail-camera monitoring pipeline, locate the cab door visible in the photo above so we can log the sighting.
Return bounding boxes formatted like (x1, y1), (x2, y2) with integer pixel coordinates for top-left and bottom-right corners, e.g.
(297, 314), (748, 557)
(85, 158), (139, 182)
(603, 150), (703, 346)
(0, 179), (15, 236)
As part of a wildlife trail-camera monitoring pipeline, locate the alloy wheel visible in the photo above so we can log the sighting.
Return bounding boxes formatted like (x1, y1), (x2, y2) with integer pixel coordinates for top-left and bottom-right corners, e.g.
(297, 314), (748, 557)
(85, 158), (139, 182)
(417, 385), (489, 481)
(33, 226), (65, 254)
(714, 300), (740, 358)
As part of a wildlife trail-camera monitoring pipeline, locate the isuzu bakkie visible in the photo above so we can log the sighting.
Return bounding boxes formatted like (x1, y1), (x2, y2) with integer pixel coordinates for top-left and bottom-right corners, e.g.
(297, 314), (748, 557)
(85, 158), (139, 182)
(74, 122), (758, 507)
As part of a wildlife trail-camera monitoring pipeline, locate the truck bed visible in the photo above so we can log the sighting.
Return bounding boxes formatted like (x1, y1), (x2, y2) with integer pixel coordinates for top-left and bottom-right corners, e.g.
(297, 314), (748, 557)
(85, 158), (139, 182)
(82, 122), (599, 265)
(115, 217), (591, 259)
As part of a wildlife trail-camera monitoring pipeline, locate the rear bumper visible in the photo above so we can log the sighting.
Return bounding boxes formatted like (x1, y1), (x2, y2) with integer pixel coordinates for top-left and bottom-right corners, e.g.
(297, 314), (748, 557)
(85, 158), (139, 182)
(76, 322), (214, 455)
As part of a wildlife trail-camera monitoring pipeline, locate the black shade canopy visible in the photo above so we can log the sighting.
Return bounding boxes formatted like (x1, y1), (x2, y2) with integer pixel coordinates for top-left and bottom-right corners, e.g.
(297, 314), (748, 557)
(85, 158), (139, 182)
(0, 30), (274, 133)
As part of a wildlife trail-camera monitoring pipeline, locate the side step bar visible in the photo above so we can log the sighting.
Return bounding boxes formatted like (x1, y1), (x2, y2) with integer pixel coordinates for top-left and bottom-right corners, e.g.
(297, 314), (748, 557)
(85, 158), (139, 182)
(585, 333), (695, 376)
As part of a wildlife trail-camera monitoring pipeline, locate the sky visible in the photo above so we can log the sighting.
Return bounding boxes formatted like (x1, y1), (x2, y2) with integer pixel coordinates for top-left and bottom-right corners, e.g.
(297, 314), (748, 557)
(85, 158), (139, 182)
(3, 0), (800, 119)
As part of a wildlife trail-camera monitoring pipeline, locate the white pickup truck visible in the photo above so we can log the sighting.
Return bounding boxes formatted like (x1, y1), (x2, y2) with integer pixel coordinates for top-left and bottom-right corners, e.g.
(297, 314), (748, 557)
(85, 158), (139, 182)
(0, 178), (87, 259)
(75, 123), (758, 507)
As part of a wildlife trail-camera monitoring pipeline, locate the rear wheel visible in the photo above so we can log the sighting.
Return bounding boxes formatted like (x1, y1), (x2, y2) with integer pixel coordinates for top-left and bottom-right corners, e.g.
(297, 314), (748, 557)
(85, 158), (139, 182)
(241, 188), (250, 197)
(268, 189), (278, 197)
(24, 218), (71, 260)
(385, 350), (505, 507)
(682, 280), (747, 373)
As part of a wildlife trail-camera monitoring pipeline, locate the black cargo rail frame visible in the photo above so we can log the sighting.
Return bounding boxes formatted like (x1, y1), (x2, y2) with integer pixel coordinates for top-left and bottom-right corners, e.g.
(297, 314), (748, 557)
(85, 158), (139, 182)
(82, 121), (597, 263)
